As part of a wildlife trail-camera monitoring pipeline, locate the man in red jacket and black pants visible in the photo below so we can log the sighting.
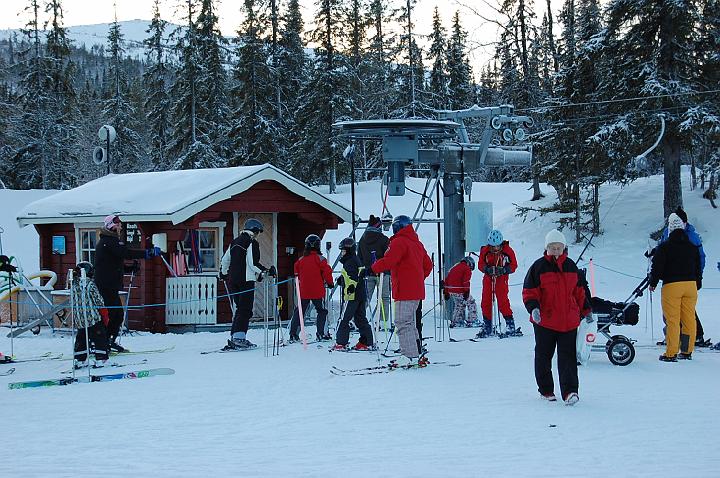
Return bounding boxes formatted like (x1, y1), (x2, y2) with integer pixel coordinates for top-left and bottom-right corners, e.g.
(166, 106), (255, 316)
(371, 215), (433, 364)
(522, 229), (591, 406)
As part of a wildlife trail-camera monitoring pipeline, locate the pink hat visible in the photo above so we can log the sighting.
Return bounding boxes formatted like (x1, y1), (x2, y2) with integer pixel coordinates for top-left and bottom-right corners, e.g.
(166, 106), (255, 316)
(104, 214), (121, 231)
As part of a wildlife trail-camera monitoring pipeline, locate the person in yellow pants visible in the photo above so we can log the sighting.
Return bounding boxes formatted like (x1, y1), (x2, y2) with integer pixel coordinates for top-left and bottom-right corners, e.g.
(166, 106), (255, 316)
(649, 213), (702, 361)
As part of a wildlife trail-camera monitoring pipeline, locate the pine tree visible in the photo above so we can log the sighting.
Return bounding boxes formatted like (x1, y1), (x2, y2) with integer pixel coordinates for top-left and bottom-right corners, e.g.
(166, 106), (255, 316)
(229, 0), (277, 167)
(601, 0), (700, 217)
(446, 11), (473, 110)
(427, 7), (448, 109)
(143, 0), (171, 171)
(365, 0), (395, 120)
(102, 15), (147, 173)
(391, 0), (430, 118)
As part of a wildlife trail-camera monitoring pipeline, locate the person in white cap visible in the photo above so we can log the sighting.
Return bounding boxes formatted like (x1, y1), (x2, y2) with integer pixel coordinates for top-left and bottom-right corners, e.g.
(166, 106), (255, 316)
(649, 213), (702, 362)
(522, 228), (591, 406)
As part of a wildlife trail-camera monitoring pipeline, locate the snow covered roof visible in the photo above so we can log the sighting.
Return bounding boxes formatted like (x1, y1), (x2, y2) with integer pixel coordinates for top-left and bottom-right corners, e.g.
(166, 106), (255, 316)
(17, 164), (353, 227)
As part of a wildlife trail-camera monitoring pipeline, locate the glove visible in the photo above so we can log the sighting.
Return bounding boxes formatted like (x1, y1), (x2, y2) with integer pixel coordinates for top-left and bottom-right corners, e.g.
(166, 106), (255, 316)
(326, 281), (334, 289)
(346, 284), (356, 294)
(483, 266), (492, 274)
(145, 246), (162, 258)
(218, 271), (228, 281)
(503, 266), (512, 275)
(256, 272), (264, 283)
(100, 308), (110, 327)
(463, 291), (469, 300)
(697, 279), (702, 291)
(268, 265), (277, 278)
(531, 308), (541, 324)
(583, 314), (594, 324)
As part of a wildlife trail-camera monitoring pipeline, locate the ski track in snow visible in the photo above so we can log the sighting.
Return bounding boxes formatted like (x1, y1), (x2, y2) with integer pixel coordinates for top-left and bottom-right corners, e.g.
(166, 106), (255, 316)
(1, 169), (719, 477)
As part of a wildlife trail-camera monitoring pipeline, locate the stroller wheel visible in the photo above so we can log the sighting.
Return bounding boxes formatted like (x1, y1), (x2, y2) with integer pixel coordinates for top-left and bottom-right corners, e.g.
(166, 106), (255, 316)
(607, 336), (635, 366)
(31, 325), (41, 335)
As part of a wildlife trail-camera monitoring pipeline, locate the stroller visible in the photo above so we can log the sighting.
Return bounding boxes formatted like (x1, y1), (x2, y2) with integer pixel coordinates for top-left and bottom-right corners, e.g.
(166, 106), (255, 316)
(587, 275), (648, 366)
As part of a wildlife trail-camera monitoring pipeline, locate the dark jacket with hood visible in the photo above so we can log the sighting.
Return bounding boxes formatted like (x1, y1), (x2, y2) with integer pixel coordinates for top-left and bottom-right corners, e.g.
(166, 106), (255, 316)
(358, 226), (389, 275)
(94, 229), (146, 292)
(650, 229), (702, 289)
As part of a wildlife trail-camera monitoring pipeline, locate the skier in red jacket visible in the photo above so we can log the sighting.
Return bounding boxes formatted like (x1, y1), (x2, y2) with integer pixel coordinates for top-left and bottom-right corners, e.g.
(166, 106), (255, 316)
(444, 256), (478, 327)
(289, 234), (334, 342)
(371, 215), (433, 364)
(522, 229), (591, 405)
(476, 229), (519, 338)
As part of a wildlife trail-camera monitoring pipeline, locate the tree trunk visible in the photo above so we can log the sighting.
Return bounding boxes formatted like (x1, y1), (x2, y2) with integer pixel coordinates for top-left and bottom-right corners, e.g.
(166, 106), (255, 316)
(592, 182), (600, 235)
(531, 176), (545, 201)
(575, 182), (581, 243)
(662, 130), (683, 218)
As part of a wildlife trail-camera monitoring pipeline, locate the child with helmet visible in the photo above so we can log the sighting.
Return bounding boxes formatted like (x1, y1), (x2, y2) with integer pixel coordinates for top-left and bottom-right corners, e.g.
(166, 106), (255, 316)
(289, 234), (334, 342)
(443, 256), (478, 327)
(332, 237), (374, 351)
(476, 229), (519, 338)
(70, 261), (110, 368)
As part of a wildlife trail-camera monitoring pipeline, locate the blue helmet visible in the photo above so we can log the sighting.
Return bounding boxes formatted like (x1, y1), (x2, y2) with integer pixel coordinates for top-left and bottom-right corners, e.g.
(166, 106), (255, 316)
(244, 218), (264, 234)
(487, 229), (504, 246)
(391, 215), (413, 234)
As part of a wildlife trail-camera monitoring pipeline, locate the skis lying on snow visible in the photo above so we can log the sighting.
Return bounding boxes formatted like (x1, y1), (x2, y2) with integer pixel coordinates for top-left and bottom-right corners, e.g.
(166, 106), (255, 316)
(201, 344), (258, 354)
(2, 352), (65, 363)
(328, 346), (379, 353)
(110, 346), (175, 356)
(59, 359), (148, 374)
(0, 368), (15, 376)
(8, 368), (175, 390)
(331, 359), (462, 376)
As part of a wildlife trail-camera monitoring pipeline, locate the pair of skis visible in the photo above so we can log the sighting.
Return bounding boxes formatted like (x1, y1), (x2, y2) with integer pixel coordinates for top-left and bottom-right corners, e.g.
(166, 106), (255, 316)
(8, 367), (175, 390)
(331, 359), (461, 376)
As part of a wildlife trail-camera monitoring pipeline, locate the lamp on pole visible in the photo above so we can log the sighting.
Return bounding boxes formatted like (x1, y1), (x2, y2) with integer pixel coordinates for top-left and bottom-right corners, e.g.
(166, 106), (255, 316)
(96, 125), (117, 174)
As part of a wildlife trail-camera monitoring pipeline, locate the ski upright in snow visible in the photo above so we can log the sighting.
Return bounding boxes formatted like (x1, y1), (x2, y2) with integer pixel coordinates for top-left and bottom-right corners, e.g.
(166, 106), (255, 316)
(8, 367), (175, 390)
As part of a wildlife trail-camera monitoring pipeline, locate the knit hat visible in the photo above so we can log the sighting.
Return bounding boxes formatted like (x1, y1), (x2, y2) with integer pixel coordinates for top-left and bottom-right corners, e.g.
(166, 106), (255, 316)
(667, 213), (685, 233)
(545, 229), (566, 247)
(368, 215), (382, 228)
(104, 214), (120, 231)
(674, 207), (688, 224)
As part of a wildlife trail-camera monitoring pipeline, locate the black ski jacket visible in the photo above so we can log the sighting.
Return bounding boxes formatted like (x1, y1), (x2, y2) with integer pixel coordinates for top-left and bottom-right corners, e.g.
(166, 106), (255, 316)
(358, 227), (389, 275)
(228, 231), (266, 285)
(340, 251), (366, 302)
(94, 230), (146, 292)
(650, 229), (702, 288)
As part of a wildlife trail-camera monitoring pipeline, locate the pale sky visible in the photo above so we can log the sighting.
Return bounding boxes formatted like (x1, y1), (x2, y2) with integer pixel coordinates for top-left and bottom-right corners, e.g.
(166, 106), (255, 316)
(0, 0), (537, 71)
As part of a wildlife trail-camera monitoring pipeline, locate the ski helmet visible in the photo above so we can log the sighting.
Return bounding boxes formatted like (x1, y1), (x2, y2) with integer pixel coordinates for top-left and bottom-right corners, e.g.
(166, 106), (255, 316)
(487, 229), (504, 246)
(391, 215), (413, 234)
(244, 218), (264, 234)
(339, 237), (356, 253)
(305, 234), (321, 252)
(74, 261), (95, 279)
(462, 256), (476, 270)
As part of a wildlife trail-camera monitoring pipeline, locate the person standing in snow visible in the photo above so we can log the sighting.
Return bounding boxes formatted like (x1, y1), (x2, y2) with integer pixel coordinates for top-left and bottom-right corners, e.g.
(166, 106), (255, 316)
(288, 234), (334, 342)
(371, 215), (433, 365)
(657, 207), (708, 347)
(94, 215), (158, 353)
(219, 218), (273, 350)
(333, 238), (374, 351)
(358, 214), (391, 324)
(476, 230), (519, 338)
(649, 213), (702, 362)
(444, 256), (478, 327)
(522, 229), (591, 405)
(70, 262), (110, 368)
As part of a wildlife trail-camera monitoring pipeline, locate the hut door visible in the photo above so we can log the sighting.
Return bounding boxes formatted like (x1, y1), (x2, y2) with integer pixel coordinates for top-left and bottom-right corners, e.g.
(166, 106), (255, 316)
(235, 213), (275, 319)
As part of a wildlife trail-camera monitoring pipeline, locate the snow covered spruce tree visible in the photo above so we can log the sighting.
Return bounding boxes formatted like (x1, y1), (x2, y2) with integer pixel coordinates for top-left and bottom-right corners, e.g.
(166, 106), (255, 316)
(293, 0), (343, 189)
(599, 0), (702, 218)
(427, 7), (449, 110)
(229, 0), (277, 167)
(276, 0), (309, 172)
(168, 0), (223, 169)
(143, 0), (172, 171)
(102, 16), (148, 173)
(365, 0), (396, 120)
(446, 11), (474, 110)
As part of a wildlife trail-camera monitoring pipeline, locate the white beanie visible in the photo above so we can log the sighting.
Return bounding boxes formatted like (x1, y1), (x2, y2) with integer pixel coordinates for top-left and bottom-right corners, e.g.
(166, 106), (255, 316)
(667, 213), (684, 233)
(545, 229), (567, 248)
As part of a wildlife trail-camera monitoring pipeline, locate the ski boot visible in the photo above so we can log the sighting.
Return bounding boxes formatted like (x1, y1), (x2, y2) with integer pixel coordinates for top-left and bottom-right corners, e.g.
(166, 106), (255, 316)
(73, 359), (89, 370)
(712, 342), (720, 351)
(502, 317), (523, 337)
(108, 341), (127, 353)
(475, 318), (493, 339)
(288, 334), (301, 344)
(352, 342), (371, 351)
(332, 343), (348, 351)
(659, 354), (678, 362)
(316, 333), (332, 342)
(563, 392), (579, 406)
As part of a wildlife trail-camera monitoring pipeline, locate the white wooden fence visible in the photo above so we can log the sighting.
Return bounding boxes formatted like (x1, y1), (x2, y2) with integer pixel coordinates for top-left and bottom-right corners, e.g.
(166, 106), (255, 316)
(165, 276), (217, 325)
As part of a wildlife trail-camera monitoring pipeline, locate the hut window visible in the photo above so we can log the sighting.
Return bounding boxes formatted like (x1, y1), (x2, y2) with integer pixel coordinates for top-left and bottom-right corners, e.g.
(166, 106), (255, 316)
(79, 229), (98, 264)
(183, 229), (220, 272)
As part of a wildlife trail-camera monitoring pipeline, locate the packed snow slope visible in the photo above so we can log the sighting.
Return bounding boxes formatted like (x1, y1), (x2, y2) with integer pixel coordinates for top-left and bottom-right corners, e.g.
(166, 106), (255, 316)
(1, 170), (718, 478)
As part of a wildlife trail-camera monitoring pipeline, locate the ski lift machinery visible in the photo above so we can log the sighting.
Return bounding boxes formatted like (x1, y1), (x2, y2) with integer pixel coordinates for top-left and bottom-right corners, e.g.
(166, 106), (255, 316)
(333, 105), (534, 325)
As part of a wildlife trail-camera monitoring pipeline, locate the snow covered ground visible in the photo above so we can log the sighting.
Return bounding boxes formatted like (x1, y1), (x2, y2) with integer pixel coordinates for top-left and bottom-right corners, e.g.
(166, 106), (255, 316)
(1, 171), (719, 477)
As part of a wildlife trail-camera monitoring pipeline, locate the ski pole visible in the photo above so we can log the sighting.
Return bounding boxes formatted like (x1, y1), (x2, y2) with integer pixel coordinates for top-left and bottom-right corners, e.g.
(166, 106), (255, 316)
(69, 269), (76, 381)
(120, 266), (135, 339)
(294, 276), (307, 349)
(264, 279), (269, 357)
(81, 269), (91, 381)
